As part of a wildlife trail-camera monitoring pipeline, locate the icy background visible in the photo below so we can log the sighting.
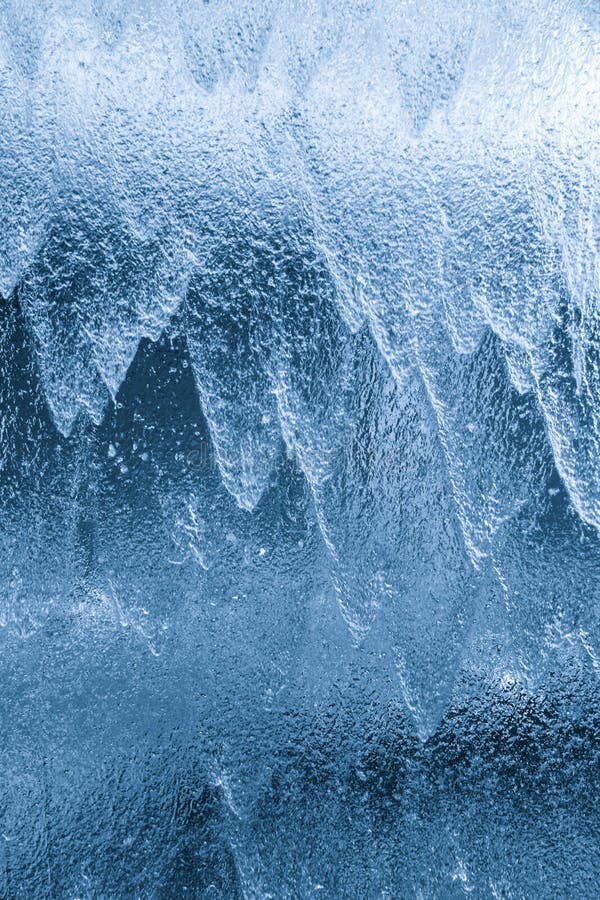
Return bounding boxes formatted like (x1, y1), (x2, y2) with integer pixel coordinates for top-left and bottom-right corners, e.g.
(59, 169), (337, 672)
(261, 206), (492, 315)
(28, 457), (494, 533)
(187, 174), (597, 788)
(0, 0), (599, 896)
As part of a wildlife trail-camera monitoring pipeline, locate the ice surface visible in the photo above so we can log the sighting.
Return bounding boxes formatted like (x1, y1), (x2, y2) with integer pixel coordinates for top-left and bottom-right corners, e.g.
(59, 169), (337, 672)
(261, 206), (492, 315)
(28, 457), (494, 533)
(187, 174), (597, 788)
(1, 0), (600, 896)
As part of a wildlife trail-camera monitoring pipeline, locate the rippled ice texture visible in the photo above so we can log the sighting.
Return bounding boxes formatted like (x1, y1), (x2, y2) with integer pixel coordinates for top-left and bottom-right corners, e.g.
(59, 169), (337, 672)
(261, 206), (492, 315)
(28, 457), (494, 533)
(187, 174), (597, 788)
(0, 0), (599, 897)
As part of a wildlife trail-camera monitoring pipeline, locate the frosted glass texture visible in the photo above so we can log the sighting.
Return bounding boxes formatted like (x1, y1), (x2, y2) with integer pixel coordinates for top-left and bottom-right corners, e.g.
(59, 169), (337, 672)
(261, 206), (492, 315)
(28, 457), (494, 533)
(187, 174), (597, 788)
(0, 1), (599, 897)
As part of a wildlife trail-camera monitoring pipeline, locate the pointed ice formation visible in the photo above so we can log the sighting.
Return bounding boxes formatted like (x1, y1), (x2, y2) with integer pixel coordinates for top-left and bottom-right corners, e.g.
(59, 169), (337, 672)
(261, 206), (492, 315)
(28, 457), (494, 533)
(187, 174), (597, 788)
(0, 0), (598, 738)
(269, 246), (477, 735)
(0, 29), (54, 298)
(19, 197), (188, 435)
(185, 223), (282, 511)
(178, 0), (276, 93)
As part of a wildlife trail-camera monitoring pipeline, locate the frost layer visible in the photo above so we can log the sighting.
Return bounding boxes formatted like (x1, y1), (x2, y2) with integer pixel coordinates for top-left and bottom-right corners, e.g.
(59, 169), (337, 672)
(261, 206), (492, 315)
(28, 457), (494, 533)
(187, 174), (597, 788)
(1, 1), (600, 896)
